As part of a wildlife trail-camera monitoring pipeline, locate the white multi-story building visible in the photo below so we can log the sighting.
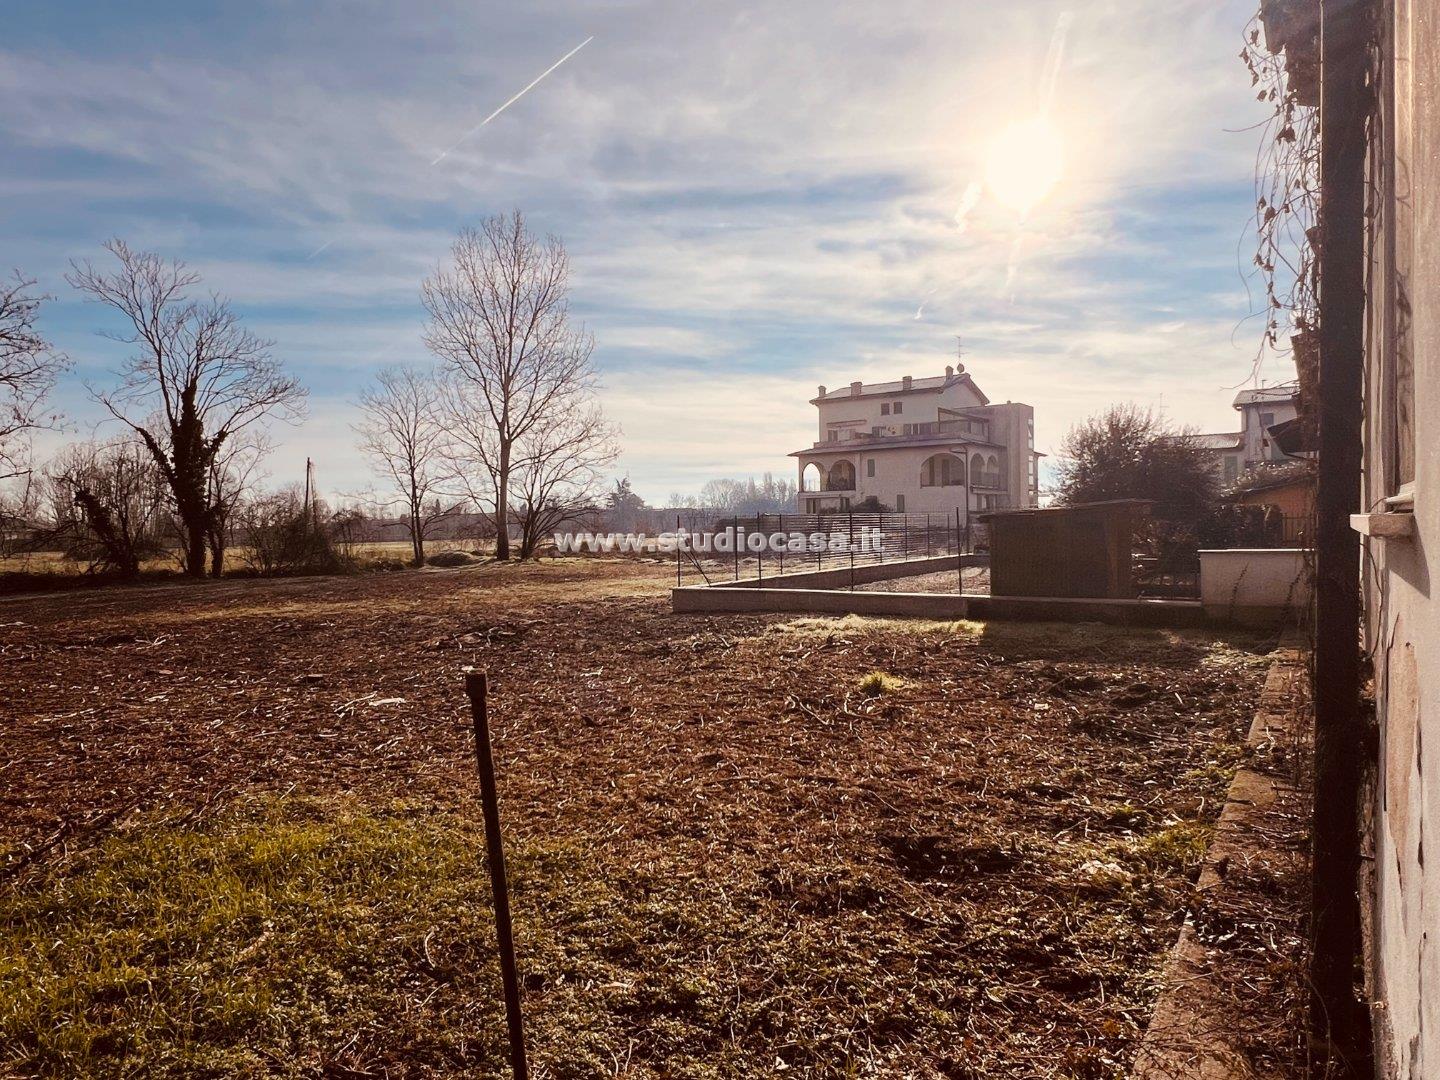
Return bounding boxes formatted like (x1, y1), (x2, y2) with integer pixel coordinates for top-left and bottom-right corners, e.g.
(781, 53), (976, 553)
(790, 364), (1040, 520)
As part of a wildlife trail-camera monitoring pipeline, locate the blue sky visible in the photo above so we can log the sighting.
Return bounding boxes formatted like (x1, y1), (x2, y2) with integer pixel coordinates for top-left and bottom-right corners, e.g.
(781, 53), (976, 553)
(3, 0), (1289, 503)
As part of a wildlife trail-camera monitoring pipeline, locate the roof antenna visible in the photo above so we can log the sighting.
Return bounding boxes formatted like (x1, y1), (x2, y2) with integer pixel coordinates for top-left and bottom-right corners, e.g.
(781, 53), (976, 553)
(954, 334), (966, 375)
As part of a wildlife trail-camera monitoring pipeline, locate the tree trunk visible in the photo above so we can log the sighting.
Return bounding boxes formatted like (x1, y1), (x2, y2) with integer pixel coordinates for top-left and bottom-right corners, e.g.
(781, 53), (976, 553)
(411, 507), (425, 567)
(494, 452), (511, 561)
(184, 519), (207, 578)
(208, 533), (225, 577)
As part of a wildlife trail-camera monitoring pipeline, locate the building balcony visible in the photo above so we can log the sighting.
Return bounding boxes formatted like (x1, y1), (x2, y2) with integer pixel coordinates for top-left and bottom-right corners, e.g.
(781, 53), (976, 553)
(800, 481), (856, 493)
(812, 418), (992, 449)
(972, 471), (1004, 489)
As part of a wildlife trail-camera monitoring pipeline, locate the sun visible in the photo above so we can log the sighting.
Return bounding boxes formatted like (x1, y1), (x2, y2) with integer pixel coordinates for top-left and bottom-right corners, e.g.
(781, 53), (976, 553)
(984, 116), (1065, 216)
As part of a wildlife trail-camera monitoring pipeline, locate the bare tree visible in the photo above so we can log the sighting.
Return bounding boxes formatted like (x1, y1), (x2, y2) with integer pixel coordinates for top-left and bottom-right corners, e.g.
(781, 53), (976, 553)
(510, 401), (618, 559)
(67, 241), (306, 577)
(422, 211), (596, 560)
(46, 439), (167, 577)
(354, 365), (454, 566)
(205, 431), (271, 577)
(1, 273), (69, 481)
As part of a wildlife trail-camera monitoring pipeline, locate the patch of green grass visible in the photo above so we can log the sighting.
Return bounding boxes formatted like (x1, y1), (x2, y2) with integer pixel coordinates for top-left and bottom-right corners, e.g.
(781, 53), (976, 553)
(855, 671), (904, 697)
(1130, 820), (1215, 873)
(0, 797), (568, 1076)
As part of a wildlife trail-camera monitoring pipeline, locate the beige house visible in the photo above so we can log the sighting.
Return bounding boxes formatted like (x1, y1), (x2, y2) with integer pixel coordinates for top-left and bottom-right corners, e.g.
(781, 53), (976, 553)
(790, 364), (1039, 519)
(1196, 381), (1302, 484)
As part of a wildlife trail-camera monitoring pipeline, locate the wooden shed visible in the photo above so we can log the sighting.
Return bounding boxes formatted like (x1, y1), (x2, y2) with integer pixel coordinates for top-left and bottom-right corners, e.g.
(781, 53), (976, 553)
(978, 500), (1152, 599)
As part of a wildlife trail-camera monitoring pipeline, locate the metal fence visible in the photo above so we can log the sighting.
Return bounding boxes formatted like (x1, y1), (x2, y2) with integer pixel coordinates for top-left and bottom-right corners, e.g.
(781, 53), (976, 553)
(673, 510), (978, 585)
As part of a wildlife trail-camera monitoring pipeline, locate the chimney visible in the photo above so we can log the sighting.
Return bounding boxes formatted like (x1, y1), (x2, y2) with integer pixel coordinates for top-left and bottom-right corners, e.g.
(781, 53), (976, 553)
(817, 384), (827, 398)
(945, 365), (954, 377)
(849, 381), (863, 397)
(902, 375), (913, 391)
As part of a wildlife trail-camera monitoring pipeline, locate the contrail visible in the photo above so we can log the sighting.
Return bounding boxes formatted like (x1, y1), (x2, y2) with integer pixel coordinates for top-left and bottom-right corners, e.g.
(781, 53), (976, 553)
(1038, 12), (1073, 117)
(430, 35), (595, 166)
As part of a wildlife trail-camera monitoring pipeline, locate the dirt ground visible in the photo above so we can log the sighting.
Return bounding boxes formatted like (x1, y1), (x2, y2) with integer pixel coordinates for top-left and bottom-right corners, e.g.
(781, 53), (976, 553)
(0, 557), (1281, 1077)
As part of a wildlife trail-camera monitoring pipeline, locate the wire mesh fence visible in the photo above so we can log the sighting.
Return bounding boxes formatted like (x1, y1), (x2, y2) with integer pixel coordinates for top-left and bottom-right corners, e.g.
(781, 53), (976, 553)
(672, 511), (980, 586)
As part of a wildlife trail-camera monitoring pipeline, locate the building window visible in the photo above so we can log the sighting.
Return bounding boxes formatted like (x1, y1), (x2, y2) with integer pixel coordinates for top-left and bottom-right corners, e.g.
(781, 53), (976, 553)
(895, 494), (905, 512)
(840, 497), (851, 510)
(880, 403), (890, 415)
(866, 458), (875, 478)
(893, 401), (903, 414)
(1224, 455), (1239, 483)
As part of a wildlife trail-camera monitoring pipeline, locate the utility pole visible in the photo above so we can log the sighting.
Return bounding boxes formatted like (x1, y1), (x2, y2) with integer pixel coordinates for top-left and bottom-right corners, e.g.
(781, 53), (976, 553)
(1311, 0), (1374, 1067)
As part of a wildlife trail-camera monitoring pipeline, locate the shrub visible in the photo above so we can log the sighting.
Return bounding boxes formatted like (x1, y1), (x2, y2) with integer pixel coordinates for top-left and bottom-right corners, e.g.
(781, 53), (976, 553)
(426, 550), (475, 568)
(237, 492), (350, 576)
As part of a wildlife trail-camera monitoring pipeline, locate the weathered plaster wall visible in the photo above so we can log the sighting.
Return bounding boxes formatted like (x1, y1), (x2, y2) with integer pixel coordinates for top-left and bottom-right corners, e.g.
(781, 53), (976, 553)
(1363, 0), (1439, 1072)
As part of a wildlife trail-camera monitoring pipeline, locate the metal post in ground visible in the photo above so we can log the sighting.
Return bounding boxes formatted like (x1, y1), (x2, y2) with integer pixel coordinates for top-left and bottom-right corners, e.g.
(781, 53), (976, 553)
(733, 519), (739, 581)
(463, 671), (529, 1080)
(756, 513), (763, 582)
(849, 511), (855, 589)
(779, 513), (785, 575)
(955, 507), (962, 593)
(675, 514), (681, 587)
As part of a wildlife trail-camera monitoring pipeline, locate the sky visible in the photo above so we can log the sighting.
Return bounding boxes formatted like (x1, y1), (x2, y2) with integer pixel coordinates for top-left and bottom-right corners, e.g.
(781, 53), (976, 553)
(2, 0), (1293, 505)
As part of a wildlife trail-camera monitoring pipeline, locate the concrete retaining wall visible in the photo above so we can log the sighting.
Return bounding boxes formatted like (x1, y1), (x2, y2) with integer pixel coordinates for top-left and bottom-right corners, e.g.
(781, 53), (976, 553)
(672, 585), (971, 619)
(672, 586), (1207, 627)
(1198, 548), (1310, 626)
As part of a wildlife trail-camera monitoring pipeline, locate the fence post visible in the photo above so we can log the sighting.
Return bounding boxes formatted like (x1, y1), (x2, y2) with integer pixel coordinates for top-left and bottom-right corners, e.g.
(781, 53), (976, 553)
(675, 513), (681, 587)
(849, 511), (855, 589)
(756, 513), (763, 583)
(733, 519), (740, 581)
(955, 507), (962, 592)
(779, 513), (785, 576)
(463, 671), (530, 1080)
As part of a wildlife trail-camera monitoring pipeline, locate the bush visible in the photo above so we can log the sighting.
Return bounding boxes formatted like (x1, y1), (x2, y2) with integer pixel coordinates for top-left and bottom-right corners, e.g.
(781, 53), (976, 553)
(425, 550), (475, 568)
(237, 492), (350, 576)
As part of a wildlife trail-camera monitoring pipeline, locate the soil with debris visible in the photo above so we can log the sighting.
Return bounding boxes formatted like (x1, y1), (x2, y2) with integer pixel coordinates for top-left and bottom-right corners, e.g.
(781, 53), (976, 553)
(0, 557), (1280, 1077)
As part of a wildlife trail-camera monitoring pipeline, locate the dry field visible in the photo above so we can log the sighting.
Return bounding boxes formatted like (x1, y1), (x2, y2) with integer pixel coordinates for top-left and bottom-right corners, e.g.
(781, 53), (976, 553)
(0, 558), (1282, 1078)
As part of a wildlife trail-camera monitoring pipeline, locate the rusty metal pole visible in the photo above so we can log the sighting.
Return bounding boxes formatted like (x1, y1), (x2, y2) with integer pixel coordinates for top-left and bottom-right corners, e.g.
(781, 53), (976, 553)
(464, 671), (529, 1080)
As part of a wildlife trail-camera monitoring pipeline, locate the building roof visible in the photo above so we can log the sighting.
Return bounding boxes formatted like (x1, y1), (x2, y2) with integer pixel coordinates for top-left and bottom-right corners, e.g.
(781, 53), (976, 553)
(1191, 431), (1244, 451)
(1232, 381), (1299, 408)
(811, 370), (990, 406)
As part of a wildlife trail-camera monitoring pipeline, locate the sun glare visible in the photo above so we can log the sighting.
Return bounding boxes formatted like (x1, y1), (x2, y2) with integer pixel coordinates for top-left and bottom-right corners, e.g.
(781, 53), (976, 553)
(984, 116), (1064, 216)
